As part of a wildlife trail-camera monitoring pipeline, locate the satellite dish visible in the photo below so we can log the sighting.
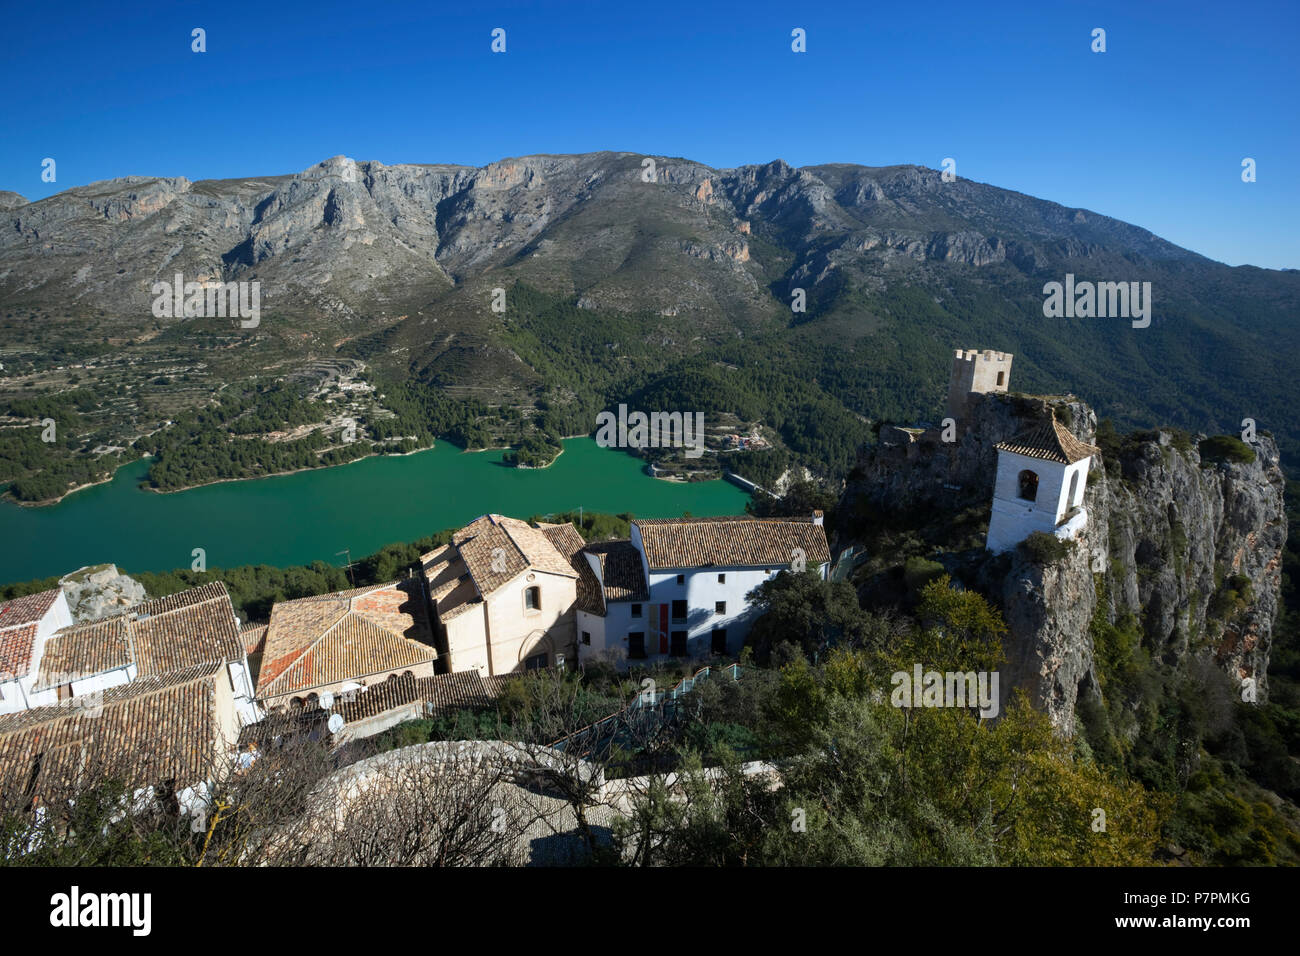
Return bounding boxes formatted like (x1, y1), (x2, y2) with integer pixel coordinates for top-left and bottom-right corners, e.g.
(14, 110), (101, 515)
(319, 691), (335, 710)
(327, 713), (345, 734)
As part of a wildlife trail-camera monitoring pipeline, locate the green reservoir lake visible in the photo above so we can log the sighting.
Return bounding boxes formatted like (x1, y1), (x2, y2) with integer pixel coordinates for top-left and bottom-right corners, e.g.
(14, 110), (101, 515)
(0, 438), (751, 587)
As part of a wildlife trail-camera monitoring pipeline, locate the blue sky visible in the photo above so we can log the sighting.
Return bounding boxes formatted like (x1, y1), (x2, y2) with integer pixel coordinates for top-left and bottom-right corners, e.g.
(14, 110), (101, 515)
(2, 0), (1295, 268)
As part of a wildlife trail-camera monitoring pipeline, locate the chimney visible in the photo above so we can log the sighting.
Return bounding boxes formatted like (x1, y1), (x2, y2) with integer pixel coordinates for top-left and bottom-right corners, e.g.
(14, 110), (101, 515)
(811, 510), (824, 526)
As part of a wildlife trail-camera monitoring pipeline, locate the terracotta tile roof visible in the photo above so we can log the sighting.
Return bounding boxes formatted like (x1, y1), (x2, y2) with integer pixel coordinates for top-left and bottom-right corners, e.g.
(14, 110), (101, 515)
(420, 544), (464, 606)
(257, 596), (349, 690)
(498, 517), (578, 578)
(996, 417), (1100, 464)
(256, 580), (434, 699)
(537, 523), (585, 561)
(0, 663), (226, 805)
(33, 619), (131, 690)
(120, 582), (236, 622)
(330, 672), (423, 721)
(433, 577), (482, 622)
(539, 524), (608, 614)
(33, 582), (243, 692)
(0, 589), (60, 630)
(350, 584), (428, 639)
(421, 542), (479, 623)
(242, 623), (267, 656)
(0, 624), (40, 682)
(0, 589), (61, 679)
(264, 616), (430, 698)
(131, 591), (244, 676)
(585, 540), (649, 605)
(633, 516), (831, 571)
(453, 514), (577, 598)
(450, 514), (496, 546)
(424, 516), (580, 622)
(418, 671), (508, 714)
(239, 670), (512, 747)
(254, 672), (428, 732)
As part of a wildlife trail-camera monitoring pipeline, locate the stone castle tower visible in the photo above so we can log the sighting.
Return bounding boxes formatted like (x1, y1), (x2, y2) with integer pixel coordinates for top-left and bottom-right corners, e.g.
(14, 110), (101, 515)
(947, 349), (1012, 422)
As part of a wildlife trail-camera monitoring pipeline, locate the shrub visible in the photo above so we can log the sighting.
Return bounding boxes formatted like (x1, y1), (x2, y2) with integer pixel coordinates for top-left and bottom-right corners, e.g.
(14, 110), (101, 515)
(1199, 435), (1256, 465)
(1021, 531), (1075, 564)
(902, 556), (946, 591)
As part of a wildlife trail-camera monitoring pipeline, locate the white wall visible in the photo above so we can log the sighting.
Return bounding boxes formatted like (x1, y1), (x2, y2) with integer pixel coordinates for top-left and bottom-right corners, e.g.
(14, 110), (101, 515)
(987, 450), (1091, 553)
(598, 562), (827, 667)
(442, 568), (577, 675)
(0, 679), (23, 715)
(576, 608), (606, 663)
(0, 590), (77, 713)
(578, 601), (639, 666)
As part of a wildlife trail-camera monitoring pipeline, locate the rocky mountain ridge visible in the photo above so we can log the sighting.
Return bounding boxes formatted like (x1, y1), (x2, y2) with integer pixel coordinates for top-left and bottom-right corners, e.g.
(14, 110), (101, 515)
(3, 151), (1298, 499)
(0, 152), (1220, 321)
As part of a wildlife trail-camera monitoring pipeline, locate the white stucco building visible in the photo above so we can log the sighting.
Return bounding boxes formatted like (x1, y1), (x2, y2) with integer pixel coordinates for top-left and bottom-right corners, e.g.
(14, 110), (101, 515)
(986, 417), (1099, 554)
(0, 582), (263, 813)
(0, 582), (259, 724)
(422, 512), (832, 673)
(576, 515), (832, 667)
(0, 588), (75, 714)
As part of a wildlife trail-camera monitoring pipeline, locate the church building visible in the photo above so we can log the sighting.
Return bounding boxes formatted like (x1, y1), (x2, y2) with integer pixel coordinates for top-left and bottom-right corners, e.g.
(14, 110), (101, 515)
(986, 416), (1099, 553)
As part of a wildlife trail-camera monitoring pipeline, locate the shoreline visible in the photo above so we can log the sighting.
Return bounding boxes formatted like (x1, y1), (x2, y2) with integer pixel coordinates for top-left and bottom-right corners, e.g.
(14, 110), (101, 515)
(141, 442), (431, 496)
(4, 434), (740, 508)
(5, 456), (149, 508)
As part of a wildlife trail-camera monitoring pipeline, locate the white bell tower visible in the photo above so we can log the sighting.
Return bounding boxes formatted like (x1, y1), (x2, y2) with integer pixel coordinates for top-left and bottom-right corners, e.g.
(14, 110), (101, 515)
(986, 416), (1098, 554)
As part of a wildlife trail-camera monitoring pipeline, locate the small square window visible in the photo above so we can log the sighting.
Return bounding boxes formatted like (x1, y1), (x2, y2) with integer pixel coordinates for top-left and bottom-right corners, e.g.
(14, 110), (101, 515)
(715, 601), (726, 615)
(581, 631), (591, 646)
(631, 603), (642, 618)
(671, 599), (688, 620)
(676, 574), (685, 585)
(525, 586), (541, 611)
(717, 573), (726, 584)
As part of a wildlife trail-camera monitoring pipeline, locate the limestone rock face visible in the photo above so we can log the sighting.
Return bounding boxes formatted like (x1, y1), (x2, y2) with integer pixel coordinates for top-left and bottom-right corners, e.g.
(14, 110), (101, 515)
(998, 542), (1098, 733)
(59, 564), (147, 623)
(1096, 431), (1285, 701)
(842, 394), (1286, 733)
(0, 151), (1220, 343)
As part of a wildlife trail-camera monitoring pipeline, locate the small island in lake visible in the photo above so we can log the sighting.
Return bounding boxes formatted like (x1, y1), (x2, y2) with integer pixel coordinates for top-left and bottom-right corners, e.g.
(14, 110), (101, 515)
(502, 434), (563, 469)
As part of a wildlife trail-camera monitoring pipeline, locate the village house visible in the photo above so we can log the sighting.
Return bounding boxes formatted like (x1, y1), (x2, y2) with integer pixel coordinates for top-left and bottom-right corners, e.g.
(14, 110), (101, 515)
(255, 579), (437, 713)
(577, 515), (832, 665)
(0, 582), (259, 810)
(26, 582), (259, 723)
(0, 588), (75, 715)
(421, 515), (581, 676)
(421, 512), (832, 674)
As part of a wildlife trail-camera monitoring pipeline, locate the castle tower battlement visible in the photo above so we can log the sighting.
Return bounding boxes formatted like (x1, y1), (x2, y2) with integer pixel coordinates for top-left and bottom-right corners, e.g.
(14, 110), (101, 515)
(947, 348), (1013, 422)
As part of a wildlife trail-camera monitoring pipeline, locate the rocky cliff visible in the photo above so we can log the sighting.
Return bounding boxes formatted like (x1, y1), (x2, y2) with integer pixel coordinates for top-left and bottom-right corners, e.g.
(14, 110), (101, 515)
(841, 394), (1287, 734)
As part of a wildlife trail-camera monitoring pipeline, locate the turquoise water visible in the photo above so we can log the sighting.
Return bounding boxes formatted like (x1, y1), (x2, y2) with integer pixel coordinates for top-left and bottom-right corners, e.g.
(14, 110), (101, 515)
(0, 438), (750, 586)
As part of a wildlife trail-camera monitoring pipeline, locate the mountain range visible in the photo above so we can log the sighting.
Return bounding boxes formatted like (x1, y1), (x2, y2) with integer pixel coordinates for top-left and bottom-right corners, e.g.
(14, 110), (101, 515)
(2, 151), (1297, 489)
